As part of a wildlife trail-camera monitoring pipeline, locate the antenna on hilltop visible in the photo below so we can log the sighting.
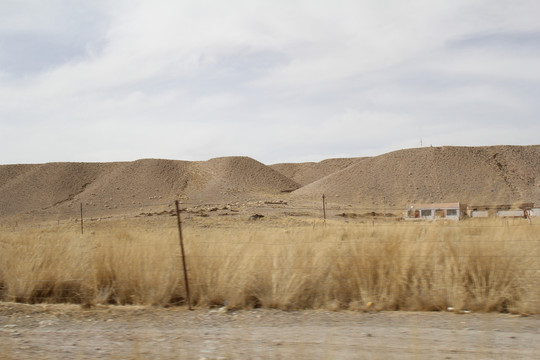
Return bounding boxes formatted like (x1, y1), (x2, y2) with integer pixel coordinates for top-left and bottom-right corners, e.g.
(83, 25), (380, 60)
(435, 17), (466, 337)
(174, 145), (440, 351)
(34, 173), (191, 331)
(420, 138), (423, 147)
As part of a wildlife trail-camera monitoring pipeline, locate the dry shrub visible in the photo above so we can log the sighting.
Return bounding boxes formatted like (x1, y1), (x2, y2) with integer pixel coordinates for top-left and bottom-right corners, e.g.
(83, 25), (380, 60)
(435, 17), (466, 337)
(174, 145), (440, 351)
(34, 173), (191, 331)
(0, 226), (93, 303)
(0, 218), (538, 313)
(91, 229), (184, 305)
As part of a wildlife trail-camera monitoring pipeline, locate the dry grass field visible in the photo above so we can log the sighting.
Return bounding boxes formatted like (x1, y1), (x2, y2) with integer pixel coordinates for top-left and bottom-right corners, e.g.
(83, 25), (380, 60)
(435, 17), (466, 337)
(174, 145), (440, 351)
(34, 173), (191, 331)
(1, 215), (539, 314)
(1, 213), (540, 359)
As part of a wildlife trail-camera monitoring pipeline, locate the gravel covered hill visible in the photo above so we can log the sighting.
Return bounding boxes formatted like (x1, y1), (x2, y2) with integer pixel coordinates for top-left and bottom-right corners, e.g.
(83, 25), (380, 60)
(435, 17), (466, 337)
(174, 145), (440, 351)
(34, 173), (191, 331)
(1, 146), (538, 218)
(270, 158), (365, 186)
(0, 156), (300, 218)
(290, 145), (540, 208)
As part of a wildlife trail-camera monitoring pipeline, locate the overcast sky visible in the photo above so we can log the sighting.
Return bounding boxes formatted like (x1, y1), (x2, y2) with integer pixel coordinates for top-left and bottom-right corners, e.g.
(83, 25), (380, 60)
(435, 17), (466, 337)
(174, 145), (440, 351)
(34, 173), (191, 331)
(1, 0), (539, 165)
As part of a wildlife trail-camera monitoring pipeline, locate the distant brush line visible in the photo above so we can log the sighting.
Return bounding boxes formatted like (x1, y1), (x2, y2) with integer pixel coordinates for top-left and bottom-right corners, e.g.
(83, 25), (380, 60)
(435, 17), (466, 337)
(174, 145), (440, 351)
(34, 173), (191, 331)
(1, 237), (539, 251)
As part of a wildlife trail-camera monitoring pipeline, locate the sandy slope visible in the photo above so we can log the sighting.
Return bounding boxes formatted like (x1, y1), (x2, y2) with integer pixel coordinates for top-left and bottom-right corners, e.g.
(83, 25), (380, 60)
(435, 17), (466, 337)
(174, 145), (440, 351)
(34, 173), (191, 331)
(0, 162), (115, 217)
(0, 146), (538, 218)
(0, 157), (299, 218)
(270, 157), (365, 186)
(291, 145), (540, 208)
(192, 156), (300, 201)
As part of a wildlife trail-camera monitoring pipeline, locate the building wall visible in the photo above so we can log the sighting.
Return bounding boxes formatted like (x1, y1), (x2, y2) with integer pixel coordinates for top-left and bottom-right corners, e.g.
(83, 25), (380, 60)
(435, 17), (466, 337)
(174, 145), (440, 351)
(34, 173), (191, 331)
(472, 210), (488, 218)
(407, 205), (535, 219)
(445, 209), (461, 220)
(528, 208), (540, 217)
(407, 207), (461, 220)
(497, 210), (525, 218)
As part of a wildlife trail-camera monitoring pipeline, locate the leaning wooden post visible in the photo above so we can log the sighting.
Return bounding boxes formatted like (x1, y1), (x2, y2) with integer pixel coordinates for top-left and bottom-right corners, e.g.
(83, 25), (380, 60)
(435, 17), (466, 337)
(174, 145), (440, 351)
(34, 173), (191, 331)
(175, 200), (193, 310)
(322, 194), (327, 226)
(80, 203), (84, 234)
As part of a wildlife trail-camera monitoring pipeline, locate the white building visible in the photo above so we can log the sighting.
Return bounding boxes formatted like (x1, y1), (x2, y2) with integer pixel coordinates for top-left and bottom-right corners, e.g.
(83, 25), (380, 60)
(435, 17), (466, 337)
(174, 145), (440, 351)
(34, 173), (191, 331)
(471, 210), (489, 218)
(497, 210), (525, 218)
(529, 208), (540, 217)
(405, 202), (467, 221)
(497, 203), (536, 218)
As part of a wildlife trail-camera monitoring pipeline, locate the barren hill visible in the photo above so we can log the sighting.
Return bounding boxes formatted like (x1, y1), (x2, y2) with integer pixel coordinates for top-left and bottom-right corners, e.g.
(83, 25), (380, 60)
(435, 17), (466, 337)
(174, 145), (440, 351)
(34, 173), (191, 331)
(1, 146), (538, 220)
(0, 162), (115, 217)
(0, 157), (300, 219)
(270, 158), (365, 186)
(291, 145), (540, 209)
(193, 157), (300, 201)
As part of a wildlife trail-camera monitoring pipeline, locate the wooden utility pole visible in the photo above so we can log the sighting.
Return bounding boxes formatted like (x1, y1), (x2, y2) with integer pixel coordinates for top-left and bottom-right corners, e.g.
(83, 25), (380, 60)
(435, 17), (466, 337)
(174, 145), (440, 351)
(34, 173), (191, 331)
(175, 200), (192, 310)
(322, 194), (327, 226)
(80, 203), (84, 234)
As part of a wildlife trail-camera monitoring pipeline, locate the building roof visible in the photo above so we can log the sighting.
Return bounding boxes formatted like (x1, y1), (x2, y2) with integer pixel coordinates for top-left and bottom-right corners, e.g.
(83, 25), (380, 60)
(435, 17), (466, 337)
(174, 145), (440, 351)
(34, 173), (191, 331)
(409, 202), (461, 209)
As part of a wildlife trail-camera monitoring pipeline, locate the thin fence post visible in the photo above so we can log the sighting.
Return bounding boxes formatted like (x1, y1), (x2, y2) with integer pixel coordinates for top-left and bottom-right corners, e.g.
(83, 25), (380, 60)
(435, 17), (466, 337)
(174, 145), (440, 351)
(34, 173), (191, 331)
(80, 203), (84, 234)
(322, 194), (327, 226)
(175, 200), (193, 310)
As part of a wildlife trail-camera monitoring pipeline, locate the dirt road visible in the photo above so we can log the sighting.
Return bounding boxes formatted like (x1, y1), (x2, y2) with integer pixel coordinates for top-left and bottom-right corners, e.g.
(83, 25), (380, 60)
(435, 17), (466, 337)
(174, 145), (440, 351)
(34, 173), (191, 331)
(1, 303), (539, 359)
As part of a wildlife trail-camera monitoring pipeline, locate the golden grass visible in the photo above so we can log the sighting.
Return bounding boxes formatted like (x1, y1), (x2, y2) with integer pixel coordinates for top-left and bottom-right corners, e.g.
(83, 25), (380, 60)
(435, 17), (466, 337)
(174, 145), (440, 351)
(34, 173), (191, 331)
(1, 217), (539, 313)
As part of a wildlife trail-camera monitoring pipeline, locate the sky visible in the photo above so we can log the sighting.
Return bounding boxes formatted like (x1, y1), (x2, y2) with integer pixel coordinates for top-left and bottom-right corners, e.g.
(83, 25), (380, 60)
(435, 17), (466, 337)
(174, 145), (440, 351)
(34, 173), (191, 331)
(1, 0), (539, 165)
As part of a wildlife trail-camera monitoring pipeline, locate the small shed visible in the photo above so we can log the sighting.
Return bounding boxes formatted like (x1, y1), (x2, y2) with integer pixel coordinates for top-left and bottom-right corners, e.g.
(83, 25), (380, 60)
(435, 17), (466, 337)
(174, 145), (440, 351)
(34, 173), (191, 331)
(497, 210), (525, 218)
(528, 208), (540, 217)
(497, 203), (535, 218)
(467, 204), (500, 218)
(406, 202), (467, 221)
(471, 210), (489, 218)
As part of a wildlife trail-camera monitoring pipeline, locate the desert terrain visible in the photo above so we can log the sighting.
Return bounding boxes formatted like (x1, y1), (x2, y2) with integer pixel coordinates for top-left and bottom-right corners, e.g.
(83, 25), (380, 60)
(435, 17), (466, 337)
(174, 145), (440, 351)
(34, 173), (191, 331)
(1, 145), (540, 359)
(1, 145), (539, 223)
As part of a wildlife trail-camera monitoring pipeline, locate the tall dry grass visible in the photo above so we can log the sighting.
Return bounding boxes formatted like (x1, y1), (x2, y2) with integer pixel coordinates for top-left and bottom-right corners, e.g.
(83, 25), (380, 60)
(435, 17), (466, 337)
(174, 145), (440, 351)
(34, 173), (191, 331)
(0, 218), (539, 313)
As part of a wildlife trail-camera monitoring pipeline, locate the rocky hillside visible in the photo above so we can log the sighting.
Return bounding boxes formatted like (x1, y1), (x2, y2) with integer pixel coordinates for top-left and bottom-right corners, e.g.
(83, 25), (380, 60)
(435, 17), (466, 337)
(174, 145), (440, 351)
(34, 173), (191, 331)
(1, 146), (538, 219)
(0, 157), (299, 218)
(290, 145), (540, 208)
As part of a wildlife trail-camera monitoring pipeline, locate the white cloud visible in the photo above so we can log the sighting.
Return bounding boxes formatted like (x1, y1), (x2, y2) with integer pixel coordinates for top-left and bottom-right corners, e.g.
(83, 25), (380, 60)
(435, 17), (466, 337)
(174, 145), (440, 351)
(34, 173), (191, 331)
(1, 0), (539, 164)
(193, 93), (244, 111)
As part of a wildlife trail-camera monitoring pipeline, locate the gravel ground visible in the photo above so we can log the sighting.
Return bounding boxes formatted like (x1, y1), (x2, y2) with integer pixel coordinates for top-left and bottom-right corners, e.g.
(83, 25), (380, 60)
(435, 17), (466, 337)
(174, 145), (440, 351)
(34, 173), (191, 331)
(1, 303), (539, 359)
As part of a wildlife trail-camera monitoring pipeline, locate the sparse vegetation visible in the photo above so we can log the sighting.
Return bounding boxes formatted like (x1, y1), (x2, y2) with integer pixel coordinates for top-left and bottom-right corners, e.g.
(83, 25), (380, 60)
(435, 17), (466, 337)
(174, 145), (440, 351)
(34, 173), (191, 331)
(1, 217), (538, 314)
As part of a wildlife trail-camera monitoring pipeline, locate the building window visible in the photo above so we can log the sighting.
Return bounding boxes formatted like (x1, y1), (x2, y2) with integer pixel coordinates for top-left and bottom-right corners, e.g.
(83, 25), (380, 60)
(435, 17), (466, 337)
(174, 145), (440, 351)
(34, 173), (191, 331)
(421, 209), (432, 217)
(435, 209), (445, 218)
(446, 209), (458, 216)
